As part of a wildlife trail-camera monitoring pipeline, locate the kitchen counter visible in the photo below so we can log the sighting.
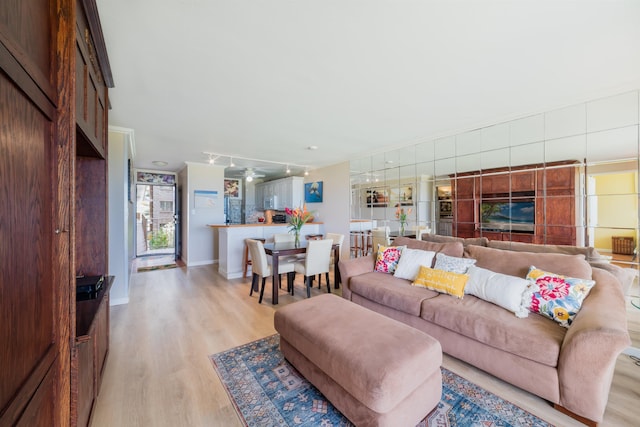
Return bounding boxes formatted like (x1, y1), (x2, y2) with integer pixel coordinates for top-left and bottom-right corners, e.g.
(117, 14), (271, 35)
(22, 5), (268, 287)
(212, 223), (323, 279)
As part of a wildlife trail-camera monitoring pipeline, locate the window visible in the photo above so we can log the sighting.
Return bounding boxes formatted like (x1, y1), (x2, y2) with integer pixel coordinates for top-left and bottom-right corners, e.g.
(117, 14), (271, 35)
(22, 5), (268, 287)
(160, 201), (173, 211)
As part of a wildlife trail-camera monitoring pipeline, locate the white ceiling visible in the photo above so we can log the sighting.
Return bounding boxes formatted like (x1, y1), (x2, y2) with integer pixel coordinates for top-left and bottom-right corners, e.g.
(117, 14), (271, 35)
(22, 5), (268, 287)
(96, 0), (640, 178)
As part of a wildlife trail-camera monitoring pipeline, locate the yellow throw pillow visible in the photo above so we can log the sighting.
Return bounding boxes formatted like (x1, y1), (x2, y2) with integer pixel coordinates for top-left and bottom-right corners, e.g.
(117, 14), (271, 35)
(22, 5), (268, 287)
(412, 266), (469, 299)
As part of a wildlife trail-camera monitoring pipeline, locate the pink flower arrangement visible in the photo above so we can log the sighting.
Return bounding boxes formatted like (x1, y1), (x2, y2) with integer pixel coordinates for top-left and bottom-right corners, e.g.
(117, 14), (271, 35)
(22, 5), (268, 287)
(284, 204), (313, 234)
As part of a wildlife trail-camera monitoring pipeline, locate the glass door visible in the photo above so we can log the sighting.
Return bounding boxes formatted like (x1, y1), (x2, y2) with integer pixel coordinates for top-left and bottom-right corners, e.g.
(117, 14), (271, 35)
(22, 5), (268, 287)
(136, 183), (176, 256)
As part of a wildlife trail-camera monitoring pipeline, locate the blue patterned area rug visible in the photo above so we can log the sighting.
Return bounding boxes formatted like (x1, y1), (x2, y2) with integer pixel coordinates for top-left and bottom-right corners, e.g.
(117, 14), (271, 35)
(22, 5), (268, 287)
(209, 334), (553, 427)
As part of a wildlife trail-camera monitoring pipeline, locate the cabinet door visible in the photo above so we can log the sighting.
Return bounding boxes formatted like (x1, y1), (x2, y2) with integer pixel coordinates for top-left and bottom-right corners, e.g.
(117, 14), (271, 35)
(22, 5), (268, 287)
(482, 173), (510, 194)
(455, 176), (476, 199)
(75, 339), (95, 427)
(511, 170), (535, 192)
(0, 7), (69, 423)
(255, 184), (264, 209)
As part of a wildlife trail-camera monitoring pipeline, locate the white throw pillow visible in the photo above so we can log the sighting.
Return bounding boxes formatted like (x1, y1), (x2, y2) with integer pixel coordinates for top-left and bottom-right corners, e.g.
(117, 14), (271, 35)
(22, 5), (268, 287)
(434, 252), (476, 274)
(465, 265), (530, 318)
(393, 249), (436, 280)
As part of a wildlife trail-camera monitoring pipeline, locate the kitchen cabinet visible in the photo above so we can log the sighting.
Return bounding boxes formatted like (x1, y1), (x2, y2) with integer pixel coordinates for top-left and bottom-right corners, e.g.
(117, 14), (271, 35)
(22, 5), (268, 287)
(256, 176), (304, 210)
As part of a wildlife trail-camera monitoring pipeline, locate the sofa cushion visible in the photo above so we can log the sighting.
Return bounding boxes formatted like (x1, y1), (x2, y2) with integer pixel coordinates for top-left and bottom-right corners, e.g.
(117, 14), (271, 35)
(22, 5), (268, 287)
(412, 266), (468, 298)
(420, 295), (565, 367)
(393, 248), (436, 280)
(374, 245), (405, 274)
(524, 266), (596, 328)
(392, 237), (464, 258)
(422, 233), (489, 248)
(350, 272), (440, 316)
(486, 240), (604, 261)
(465, 265), (530, 318)
(434, 252), (477, 274)
(465, 245), (593, 280)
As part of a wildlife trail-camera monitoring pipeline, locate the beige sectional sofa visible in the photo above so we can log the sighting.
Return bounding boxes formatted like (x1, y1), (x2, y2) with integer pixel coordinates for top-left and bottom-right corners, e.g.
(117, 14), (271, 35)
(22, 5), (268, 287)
(338, 236), (631, 425)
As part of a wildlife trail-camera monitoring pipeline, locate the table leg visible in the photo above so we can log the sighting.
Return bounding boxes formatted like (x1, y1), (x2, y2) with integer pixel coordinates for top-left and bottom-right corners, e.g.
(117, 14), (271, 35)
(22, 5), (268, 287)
(334, 245), (340, 289)
(272, 254), (280, 304)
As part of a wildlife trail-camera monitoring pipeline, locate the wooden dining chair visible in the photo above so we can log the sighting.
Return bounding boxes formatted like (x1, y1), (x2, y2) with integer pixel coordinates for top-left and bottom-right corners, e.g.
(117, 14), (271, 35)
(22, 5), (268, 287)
(246, 239), (295, 303)
(293, 239), (334, 298)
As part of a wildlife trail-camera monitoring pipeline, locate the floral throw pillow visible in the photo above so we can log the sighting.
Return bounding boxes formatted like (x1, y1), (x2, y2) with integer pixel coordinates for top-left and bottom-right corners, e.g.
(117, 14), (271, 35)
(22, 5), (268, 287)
(374, 245), (405, 274)
(525, 266), (596, 328)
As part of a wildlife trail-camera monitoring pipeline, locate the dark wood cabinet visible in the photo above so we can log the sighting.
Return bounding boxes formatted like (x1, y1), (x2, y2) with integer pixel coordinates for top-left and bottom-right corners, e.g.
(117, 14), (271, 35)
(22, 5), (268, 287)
(1, 1), (112, 425)
(450, 163), (576, 245)
(74, 278), (113, 427)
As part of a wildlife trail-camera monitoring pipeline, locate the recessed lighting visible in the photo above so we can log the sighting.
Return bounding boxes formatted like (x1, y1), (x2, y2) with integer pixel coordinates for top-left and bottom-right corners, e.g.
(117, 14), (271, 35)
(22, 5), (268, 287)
(385, 160), (394, 164)
(307, 146), (318, 150)
(152, 160), (168, 167)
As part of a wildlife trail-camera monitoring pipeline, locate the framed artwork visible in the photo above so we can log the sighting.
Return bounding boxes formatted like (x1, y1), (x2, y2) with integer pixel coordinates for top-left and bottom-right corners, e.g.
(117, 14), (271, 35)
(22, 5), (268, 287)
(224, 179), (241, 198)
(305, 181), (323, 203)
(136, 171), (176, 185)
(194, 190), (218, 208)
(390, 185), (413, 206)
(366, 187), (389, 207)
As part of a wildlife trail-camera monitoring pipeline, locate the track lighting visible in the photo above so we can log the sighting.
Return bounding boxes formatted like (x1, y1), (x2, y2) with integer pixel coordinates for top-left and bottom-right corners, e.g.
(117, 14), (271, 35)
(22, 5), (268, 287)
(229, 157), (235, 167)
(286, 164), (291, 174)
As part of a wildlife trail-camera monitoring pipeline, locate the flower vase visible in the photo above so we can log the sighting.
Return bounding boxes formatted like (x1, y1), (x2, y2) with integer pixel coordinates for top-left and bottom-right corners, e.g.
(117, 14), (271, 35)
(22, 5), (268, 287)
(294, 230), (300, 247)
(400, 223), (405, 236)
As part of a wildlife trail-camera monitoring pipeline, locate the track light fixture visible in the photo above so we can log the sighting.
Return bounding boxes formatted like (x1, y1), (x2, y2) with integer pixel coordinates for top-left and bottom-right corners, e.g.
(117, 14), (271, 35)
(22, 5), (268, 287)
(202, 152), (310, 175)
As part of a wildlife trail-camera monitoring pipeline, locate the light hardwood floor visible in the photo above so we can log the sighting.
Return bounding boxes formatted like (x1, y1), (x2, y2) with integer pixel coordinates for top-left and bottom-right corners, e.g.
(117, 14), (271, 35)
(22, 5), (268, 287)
(91, 264), (640, 427)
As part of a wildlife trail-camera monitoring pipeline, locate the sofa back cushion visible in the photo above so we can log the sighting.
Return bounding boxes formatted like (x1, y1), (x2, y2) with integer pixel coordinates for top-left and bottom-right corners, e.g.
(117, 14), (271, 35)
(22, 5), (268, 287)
(486, 240), (603, 261)
(393, 237), (464, 258)
(422, 233), (489, 248)
(465, 245), (593, 280)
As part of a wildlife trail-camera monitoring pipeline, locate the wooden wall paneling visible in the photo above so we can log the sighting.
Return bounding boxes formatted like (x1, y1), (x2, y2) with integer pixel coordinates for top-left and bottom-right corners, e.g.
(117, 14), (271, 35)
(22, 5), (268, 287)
(0, 0), (57, 103)
(511, 169), (536, 193)
(54, 0), (76, 425)
(451, 163), (576, 245)
(0, 0), (73, 423)
(74, 337), (95, 427)
(74, 156), (107, 277)
(14, 364), (57, 427)
(0, 65), (59, 426)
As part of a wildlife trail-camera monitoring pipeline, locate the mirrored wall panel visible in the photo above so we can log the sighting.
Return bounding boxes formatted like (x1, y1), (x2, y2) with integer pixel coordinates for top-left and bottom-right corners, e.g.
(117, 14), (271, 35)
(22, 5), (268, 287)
(350, 90), (639, 268)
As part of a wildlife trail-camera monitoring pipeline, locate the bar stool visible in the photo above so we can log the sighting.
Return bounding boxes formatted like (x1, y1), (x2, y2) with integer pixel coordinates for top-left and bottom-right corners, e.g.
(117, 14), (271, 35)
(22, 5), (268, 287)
(243, 237), (266, 278)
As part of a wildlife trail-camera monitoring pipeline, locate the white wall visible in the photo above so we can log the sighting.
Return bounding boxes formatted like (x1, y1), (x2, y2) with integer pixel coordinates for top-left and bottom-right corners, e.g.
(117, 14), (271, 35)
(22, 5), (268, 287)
(305, 161), (351, 259)
(182, 162), (226, 266)
(107, 127), (135, 305)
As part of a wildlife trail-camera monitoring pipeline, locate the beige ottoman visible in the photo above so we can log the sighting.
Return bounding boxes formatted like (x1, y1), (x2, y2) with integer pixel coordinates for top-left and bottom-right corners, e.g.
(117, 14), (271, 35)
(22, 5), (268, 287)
(274, 293), (442, 427)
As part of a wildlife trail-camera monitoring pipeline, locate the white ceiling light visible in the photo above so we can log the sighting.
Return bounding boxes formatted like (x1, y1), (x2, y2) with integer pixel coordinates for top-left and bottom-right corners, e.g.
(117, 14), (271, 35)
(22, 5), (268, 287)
(152, 160), (168, 167)
(246, 175), (253, 182)
(286, 164), (291, 174)
(229, 157), (235, 167)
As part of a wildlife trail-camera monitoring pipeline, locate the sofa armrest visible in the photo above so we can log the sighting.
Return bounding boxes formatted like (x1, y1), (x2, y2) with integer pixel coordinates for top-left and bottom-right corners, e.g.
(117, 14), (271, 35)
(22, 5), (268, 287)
(557, 267), (631, 423)
(338, 255), (374, 300)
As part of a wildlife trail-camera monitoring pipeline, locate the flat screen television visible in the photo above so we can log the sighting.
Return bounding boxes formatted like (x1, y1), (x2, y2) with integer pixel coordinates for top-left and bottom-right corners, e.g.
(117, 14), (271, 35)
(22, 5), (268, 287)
(480, 200), (535, 232)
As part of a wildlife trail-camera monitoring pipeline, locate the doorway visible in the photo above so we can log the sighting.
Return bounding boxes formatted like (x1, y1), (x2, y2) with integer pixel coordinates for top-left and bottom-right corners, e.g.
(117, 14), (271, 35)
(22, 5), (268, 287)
(136, 183), (177, 259)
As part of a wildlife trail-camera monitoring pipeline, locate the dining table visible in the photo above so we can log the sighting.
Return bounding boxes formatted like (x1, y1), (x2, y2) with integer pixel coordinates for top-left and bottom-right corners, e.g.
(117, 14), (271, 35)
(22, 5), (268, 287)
(263, 240), (341, 304)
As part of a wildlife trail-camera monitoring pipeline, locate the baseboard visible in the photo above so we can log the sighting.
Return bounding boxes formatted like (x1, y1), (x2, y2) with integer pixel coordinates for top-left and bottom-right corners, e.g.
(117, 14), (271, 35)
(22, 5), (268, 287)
(110, 297), (129, 306)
